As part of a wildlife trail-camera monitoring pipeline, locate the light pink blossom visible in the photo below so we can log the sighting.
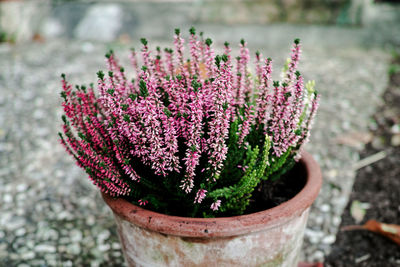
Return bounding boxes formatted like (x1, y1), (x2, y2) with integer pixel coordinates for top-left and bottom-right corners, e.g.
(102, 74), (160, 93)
(210, 200), (221, 211)
(194, 189), (207, 204)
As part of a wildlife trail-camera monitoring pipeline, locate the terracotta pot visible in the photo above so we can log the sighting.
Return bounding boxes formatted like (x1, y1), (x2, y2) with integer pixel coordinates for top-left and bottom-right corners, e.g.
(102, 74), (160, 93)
(102, 151), (322, 267)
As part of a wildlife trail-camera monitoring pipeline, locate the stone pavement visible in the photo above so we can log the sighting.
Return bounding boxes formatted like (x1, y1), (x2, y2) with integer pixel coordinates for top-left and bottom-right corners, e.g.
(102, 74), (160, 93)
(0, 9), (396, 266)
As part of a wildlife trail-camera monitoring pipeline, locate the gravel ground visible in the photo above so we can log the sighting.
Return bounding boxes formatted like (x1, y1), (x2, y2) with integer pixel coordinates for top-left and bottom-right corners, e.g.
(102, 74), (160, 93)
(0, 24), (390, 265)
(325, 54), (400, 267)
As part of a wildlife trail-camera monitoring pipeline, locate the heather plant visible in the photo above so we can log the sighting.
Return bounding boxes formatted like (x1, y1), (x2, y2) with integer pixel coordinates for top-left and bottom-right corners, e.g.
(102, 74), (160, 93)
(59, 28), (319, 217)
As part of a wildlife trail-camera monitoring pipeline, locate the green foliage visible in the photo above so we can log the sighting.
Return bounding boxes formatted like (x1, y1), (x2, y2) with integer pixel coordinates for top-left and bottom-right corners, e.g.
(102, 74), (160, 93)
(204, 123), (283, 216)
(139, 80), (148, 98)
(0, 30), (15, 43)
(282, 58), (291, 73)
(388, 64), (400, 76)
(140, 38), (148, 46)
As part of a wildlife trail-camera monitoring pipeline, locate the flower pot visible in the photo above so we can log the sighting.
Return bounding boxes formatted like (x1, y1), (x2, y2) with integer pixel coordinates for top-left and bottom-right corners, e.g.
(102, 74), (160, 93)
(102, 151), (322, 267)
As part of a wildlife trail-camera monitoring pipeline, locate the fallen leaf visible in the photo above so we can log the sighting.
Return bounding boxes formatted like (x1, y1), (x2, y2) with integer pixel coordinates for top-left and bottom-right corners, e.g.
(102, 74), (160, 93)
(350, 200), (370, 223)
(342, 220), (400, 246)
(298, 262), (324, 267)
(32, 33), (45, 43)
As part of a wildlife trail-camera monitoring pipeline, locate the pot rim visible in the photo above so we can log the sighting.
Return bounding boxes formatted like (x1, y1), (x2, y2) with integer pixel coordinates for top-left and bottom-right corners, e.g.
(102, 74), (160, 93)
(102, 150), (322, 238)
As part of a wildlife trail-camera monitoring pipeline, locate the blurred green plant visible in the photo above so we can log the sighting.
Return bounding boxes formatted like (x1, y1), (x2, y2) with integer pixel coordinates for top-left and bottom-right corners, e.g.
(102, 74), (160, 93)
(0, 30), (16, 44)
(0, 31), (8, 43)
(388, 64), (400, 76)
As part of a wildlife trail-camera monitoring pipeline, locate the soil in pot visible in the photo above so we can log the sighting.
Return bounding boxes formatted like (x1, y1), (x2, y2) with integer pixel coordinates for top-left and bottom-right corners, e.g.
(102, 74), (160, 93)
(246, 160), (307, 214)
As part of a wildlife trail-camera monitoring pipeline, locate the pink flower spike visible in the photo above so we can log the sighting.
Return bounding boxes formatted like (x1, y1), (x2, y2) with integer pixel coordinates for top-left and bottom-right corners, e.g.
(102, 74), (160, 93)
(237, 104), (254, 146)
(194, 189), (207, 204)
(210, 200), (221, 211)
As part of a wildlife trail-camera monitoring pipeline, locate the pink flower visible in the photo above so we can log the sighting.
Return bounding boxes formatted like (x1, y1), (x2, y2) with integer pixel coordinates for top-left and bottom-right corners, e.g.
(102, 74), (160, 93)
(194, 189), (207, 204)
(210, 200), (221, 211)
(255, 57), (273, 126)
(138, 199), (148, 206)
(237, 104), (254, 146)
(206, 57), (233, 180)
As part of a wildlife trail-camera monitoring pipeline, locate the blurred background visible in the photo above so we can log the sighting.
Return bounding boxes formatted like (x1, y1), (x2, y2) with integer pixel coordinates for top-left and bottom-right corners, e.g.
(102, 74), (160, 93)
(0, 0), (399, 266)
(1, 0), (400, 45)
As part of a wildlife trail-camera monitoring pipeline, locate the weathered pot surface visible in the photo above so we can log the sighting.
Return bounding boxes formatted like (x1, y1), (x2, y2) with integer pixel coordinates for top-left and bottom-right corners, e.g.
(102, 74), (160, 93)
(102, 151), (322, 267)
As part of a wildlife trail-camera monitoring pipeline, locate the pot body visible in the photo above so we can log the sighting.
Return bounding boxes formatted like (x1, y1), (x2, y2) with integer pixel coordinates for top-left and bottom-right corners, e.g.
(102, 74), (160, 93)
(114, 208), (309, 267)
(103, 151), (322, 267)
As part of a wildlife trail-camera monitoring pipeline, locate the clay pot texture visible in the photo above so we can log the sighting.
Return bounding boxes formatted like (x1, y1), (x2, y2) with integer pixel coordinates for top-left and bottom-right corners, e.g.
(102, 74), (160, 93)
(102, 151), (322, 267)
